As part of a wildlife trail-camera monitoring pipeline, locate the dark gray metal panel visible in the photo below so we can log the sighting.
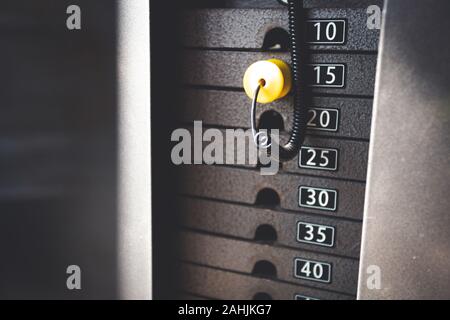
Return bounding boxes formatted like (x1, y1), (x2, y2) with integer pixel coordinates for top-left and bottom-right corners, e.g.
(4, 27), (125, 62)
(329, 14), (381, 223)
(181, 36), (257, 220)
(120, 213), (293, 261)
(0, 0), (152, 300)
(182, 8), (380, 51)
(180, 231), (359, 295)
(181, 89), (373, 139)
(179, 197), (362, 258)
(179, 166), (365, 220)
(182, 50), (377, 96)
(0, 0), (118, 299)
(358, 0), (450, 299)
(181, 264), (354, 300)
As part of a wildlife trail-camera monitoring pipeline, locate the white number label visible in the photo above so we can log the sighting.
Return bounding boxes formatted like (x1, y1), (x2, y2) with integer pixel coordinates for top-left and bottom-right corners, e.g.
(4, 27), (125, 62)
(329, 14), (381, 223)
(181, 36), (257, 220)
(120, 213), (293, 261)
(308, 64), (345, 88)
(307, 20), (346, 44)
(299, 186), (337, 211)
(297, 222), (335, 247)
(299, 147), (338, 171)
(295, 258), (332, 283)
(307, 108), (339, 132)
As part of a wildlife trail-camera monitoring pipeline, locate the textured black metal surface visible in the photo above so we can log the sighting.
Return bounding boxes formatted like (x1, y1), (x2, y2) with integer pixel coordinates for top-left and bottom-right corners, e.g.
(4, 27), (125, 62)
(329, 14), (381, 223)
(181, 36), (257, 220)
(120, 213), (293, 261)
(302, 0), (383, 8)
(179, 197), (362, 258)
(181, 126), (368, 181)
(284, 136), (368, 181)
(180, 231), (359, 295)
(181, 89), (373, 139)
(181, 263), (354, 300)
(179, 166), (365, 220)
(358, 0), (450, 299)
(183, 50), (376, 96)
(182, 8), (380, 51)
(175, 0), (379, 300)
(187, 0), (383, 9)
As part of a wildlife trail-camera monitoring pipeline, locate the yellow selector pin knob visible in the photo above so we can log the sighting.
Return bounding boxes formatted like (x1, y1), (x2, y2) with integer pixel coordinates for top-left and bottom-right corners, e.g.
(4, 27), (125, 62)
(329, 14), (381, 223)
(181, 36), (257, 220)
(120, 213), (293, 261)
(243, 59), (292, 104)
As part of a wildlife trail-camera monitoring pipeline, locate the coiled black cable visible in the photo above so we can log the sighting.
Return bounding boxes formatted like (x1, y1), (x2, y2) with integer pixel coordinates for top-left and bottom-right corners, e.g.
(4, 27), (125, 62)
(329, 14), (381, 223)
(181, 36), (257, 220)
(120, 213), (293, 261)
(278, 0), (307, 161)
